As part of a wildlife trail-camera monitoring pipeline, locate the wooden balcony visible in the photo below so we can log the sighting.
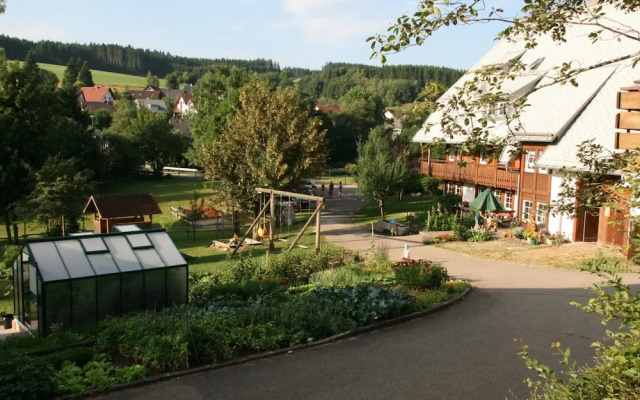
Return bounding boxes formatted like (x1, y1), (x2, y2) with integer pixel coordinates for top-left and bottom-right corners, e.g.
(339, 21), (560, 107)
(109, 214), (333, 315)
(421, 160), (519, 191)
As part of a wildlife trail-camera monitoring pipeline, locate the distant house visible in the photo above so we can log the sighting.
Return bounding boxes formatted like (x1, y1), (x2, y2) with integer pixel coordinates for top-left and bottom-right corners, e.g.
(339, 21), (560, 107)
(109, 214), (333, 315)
(135, 99), (169, 114)
(83, 193), (162, 234)
(384, 108), (403, 137)
(169, 118), (191, 136)
(174, 93), (196, 116)
(162, 84), (196, 103)
(78, 86), (116, 111)
(315, 103), (341, 114)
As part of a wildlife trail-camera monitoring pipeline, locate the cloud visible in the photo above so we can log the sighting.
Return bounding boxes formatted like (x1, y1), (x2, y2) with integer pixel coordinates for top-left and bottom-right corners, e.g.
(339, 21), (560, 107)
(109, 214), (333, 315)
(278, 0), (390, 45)
(0, 21), (69, 41)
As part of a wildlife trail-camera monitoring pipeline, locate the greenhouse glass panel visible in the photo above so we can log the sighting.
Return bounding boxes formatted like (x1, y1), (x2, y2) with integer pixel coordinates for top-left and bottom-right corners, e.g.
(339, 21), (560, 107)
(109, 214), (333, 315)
(148, 233), (186, 266)
(71, 278), (97, 332)
(29, 242), (69, 281)
(97, 275), (121, 320)
(44, 281), (72, 331)
(88, 253), (119, 275)
(104, 237), (142, 272)
(28, 291), (38, 332)
(121, 272), (144, 314)
(166, 267), (187, 306)
(81, 237), (107, 253)
(144, 270), (166, 309)
(127, 233), (152, 249)
(136, 249), (165, 269)
(55, 240), (94, 279)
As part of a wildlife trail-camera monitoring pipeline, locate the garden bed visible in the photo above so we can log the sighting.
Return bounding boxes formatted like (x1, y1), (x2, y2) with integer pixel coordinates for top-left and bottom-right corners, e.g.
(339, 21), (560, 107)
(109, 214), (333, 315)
(0, 252), (469, 399)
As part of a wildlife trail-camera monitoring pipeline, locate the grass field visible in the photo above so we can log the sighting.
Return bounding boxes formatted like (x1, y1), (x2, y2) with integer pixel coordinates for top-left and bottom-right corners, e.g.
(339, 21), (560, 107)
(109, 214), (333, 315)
(34, 62), (167, 89)
(98, 177), (330, 274)
(354, 195), (438, 226)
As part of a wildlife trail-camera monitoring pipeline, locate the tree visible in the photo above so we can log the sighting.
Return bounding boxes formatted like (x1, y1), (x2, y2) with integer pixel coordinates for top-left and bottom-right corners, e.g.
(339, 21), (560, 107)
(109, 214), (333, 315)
(354, 126), (408, 220)
(77, 60), (94, 87)
(0, 51), (59, 242)
(200, 79), (325, 210)
(146, 71), (159, 87)
(19, 156), (94, 236)
(108, 100), (188, 176)
(188, 66), (254, 166)
(61, 57), (79, 88)
(339, 86), (384, 143)
(165, 73), (179, 89)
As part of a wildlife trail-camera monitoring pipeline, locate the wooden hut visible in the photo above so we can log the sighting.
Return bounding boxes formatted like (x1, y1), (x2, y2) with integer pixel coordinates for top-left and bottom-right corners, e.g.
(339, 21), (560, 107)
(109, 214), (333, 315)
(83, 193), (162, 233)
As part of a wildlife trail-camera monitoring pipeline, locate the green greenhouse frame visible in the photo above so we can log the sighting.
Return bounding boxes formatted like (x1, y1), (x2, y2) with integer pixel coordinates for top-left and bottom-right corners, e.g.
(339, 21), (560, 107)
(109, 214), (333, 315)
(13, 229), (188, 336)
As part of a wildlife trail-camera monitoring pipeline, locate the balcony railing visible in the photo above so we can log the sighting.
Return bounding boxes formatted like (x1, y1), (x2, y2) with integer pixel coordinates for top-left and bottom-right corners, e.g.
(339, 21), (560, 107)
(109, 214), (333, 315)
(421, 159), (519, 191)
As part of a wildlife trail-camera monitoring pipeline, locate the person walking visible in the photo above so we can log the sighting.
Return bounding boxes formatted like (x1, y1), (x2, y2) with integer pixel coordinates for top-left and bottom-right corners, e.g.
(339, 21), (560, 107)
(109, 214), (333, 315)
(328, 181), (334, 199)
(321, 183), (325, 198)
(338, 182), (343, 199)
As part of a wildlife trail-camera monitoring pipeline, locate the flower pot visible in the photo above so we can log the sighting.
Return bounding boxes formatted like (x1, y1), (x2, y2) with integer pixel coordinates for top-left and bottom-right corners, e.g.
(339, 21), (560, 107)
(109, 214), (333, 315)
(3, 314), (13, 330)
(529, 238), (537, 245)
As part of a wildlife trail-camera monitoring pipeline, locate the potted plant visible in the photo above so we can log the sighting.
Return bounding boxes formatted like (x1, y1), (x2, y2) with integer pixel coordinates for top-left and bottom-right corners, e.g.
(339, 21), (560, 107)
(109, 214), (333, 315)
(527, 231), (539, 245)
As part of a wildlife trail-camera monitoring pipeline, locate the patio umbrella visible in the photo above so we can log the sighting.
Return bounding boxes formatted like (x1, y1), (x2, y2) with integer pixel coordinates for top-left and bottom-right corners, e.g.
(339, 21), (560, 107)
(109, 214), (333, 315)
(469, 188), (505, 212)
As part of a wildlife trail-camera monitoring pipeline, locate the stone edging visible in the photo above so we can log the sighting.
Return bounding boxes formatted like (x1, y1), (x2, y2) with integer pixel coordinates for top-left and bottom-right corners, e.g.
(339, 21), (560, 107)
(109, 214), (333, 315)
(61, 286), (472, 399)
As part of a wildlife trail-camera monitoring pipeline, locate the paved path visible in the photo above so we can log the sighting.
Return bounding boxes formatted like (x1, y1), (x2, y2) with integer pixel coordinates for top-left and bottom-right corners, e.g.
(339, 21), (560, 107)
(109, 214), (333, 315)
(99, 187), (639, 400)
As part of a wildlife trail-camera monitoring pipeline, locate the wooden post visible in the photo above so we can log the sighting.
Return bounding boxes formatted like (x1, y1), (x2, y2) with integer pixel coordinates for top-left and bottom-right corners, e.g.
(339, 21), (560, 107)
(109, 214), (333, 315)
(230, 199), (271, 257)
(315, 199), (323, 253)
(287, 205), (322, 251)
(269, 190), (275, 251)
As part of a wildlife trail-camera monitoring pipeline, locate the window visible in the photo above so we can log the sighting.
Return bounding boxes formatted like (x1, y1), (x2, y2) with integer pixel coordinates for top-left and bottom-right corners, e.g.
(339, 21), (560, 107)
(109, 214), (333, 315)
(449, 151), (455, 162)
(479, 152), (487, 165)
(505, 193), (513, 210)
(538, 164), (549, 175)
(455, 185), (462, 196)
(522, 200), (533, 221)
(536, 203), (547, 226)
(524, 150), (536, 173)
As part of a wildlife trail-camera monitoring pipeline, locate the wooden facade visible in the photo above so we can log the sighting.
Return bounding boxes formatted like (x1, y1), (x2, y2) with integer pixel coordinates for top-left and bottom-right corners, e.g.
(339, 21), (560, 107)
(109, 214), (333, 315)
(83, 193), (162, 234)
(421, 147), (520, 191)
(517, 144), (552, 228)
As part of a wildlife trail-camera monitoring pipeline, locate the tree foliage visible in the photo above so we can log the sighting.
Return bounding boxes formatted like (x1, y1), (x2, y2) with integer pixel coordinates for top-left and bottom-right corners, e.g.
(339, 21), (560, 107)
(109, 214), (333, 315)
(19, 156), (94, 236)
(201, 80), (326, 209)
(188, 66), (254, 167)
(108, 100), (188, 176)
(354, 126), (409, 220)
(145, 71), (159, 87)
(77, 60), (94, 87)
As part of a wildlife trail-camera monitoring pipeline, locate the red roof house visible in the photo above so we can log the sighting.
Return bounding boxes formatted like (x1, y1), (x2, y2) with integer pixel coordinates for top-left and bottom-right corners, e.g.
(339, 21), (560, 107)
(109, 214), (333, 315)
(78, 86), (116, 111)
(174, 93), (195, 115)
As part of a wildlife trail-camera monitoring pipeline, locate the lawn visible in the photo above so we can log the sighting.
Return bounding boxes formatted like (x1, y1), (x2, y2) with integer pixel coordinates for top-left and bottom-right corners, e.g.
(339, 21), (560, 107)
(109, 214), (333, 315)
(354, 195), (438, 226)
(34, 62), (167, 89)
(99, 177), (333, 273)
(98, 176), (211, 214)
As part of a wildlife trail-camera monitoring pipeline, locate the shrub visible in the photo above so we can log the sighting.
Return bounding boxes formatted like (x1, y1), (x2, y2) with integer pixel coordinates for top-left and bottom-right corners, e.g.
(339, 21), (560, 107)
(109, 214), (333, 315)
(403, 172), (423, 194)
(39, 346), (95, 370)
(421, 177), (441, 196)
(437, 194), (461, 212)
(425, 207), (458, 231)
(0, 352), (56, 400)
(310, 266), (365, 287)
(392, 259), (449, 290)
(54, 355), (148, 395)
(467, 228), (494, 242)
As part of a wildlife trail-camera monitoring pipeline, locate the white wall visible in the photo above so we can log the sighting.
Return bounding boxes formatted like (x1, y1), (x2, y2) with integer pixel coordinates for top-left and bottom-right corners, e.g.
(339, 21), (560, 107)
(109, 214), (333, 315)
(103, 91), (114, 102)
(547, 172), (574, 240)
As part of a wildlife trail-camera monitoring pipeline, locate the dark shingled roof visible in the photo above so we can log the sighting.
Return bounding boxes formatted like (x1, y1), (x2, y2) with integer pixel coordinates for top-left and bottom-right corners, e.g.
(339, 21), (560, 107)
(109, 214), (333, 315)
(83, 193), (162, 219)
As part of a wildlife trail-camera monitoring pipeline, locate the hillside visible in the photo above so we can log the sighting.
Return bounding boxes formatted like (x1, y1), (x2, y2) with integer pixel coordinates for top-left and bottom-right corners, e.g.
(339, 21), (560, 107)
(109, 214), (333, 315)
(36, 62), (166, 89)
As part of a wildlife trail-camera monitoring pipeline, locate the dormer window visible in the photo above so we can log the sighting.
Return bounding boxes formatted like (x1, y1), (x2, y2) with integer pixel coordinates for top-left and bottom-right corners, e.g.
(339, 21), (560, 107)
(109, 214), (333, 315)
(529, 58), (545, 71)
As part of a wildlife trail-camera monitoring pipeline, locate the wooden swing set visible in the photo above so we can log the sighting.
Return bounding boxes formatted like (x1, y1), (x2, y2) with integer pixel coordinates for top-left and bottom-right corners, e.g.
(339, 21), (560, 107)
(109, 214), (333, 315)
(230, 188), (325, 257)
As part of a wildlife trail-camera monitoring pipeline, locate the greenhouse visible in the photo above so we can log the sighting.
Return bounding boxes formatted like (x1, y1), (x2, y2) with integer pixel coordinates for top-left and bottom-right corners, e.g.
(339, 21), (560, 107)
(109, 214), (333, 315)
(12, 229), (188, 336)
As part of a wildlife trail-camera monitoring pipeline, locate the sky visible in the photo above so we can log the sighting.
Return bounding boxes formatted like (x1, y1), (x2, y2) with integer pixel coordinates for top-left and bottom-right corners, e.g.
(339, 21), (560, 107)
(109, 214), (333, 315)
(0, 0), (520, 71)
